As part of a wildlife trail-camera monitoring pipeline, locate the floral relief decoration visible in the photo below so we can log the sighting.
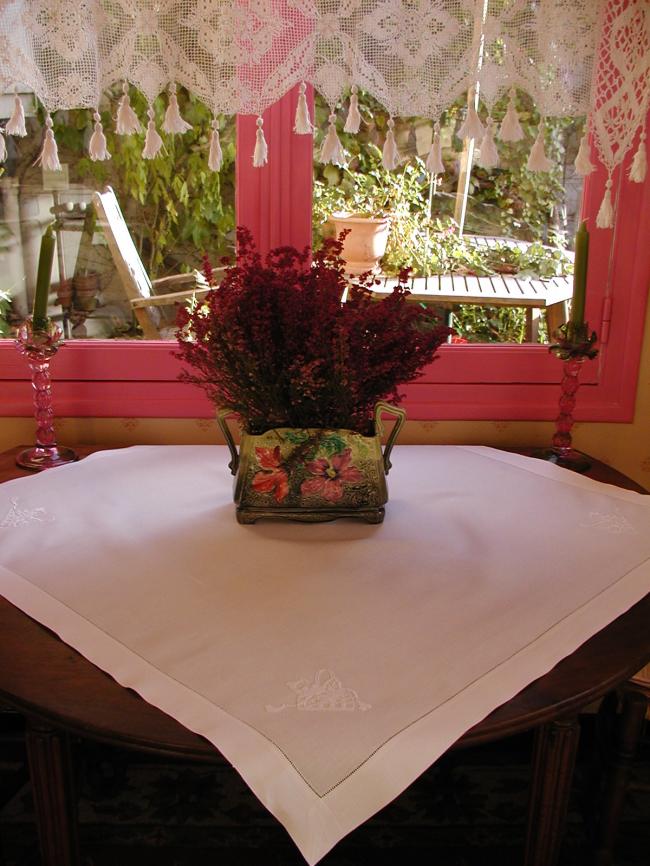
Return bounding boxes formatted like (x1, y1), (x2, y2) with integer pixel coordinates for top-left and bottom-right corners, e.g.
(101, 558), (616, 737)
(250, 435), (369, 507)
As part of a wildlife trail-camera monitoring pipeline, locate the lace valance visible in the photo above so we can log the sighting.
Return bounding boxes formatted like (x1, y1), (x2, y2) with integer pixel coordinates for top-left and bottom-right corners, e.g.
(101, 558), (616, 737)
(0, 0), (648, 228)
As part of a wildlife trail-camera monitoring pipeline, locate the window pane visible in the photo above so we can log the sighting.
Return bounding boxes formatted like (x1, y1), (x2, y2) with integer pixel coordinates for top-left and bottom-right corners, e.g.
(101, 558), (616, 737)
(0, 88), (235, 340)
(313, 91), (584, 345)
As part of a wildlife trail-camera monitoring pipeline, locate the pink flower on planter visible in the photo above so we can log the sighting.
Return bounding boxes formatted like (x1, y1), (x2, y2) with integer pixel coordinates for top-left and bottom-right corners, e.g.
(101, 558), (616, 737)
(301, 448), (363, 502)
(252, 446), (289, 503)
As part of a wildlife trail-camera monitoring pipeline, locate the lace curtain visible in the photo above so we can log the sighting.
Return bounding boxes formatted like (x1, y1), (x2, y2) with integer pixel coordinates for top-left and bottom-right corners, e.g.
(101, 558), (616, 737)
(0, 0), (648, 226)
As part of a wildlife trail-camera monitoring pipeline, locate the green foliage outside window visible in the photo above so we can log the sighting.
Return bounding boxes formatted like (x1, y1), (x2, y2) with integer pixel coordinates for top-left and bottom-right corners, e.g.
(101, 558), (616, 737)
(50, 88), (236, 277)
(312, 90), (582, 342)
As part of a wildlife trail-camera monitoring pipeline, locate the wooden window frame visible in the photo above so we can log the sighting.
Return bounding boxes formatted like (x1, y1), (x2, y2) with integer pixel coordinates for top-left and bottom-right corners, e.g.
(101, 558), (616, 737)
(1, 87), (648, 423)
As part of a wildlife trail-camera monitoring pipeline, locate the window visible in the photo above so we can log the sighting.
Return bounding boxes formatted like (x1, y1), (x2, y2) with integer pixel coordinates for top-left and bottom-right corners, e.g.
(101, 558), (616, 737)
(1, 85), (649, 423)
(0, 88), (236, 342)
(311, 89), (584, 347)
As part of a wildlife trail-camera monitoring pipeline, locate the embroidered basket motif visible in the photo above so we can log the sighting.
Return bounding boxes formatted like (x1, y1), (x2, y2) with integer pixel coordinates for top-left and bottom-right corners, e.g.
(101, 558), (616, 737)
(266, 669), (371, 713)
(580, 510), (638, 535)
(0, 499), (52, 529)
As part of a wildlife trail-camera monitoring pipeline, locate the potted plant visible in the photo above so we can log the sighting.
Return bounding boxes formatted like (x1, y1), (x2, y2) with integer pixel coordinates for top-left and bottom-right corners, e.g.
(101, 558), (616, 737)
(314, 171), (390, 274)
(175, 228), (451, 524)
(314, 150), (430, 274)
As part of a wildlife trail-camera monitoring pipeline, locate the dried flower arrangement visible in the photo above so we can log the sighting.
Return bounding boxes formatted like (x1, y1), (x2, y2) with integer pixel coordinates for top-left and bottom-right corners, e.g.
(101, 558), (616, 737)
(176, 227), (451, 435)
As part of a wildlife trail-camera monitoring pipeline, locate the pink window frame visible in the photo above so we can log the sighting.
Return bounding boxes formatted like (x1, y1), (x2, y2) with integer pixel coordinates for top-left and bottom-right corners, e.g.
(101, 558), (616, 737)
(1, 87), (649, 423)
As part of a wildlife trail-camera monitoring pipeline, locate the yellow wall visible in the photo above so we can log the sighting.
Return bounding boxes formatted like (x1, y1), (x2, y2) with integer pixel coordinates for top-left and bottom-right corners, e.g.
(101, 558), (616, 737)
(2, 297), (650, 486)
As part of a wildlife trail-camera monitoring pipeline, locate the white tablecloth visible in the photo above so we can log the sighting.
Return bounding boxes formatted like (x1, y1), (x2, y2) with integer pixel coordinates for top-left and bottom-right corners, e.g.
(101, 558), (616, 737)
(0, 446), (649, 863)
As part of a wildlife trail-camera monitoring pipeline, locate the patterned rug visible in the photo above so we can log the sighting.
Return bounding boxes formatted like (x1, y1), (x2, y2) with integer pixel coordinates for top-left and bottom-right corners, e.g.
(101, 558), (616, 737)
(1, 712), (648, 866)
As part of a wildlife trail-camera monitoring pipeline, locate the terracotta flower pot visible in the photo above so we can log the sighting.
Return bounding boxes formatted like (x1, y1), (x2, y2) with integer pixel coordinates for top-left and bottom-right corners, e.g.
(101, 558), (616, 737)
(328, 214), (391, 275)
(73, 273), (101, 312)
(54, 278), (74, 309)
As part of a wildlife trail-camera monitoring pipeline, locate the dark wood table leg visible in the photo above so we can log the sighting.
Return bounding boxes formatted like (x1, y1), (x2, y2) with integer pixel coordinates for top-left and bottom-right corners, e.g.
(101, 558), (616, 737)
(594, 688), (647, 866)
(25, 718), (80, 866)
(524, 716), (581, 866)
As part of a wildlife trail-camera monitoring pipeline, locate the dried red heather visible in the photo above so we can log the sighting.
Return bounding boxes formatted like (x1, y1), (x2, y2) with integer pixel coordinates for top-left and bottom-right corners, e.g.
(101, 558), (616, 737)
(176, 227), (452, 433)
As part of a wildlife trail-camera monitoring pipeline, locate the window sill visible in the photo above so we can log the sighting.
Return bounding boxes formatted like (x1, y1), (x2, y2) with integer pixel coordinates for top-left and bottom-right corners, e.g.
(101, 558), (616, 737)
(0, 338), (637, 422)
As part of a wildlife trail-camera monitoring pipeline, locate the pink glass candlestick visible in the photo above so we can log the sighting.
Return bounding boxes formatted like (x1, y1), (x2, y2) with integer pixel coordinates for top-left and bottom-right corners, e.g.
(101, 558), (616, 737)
(545, 356), (590, 471)
(533, 322), (598, 474)
(15, 318), (77, 471)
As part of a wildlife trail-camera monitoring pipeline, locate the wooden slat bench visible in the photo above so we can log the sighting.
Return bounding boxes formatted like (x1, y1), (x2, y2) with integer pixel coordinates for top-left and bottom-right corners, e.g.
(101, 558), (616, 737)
(371, 234), (574, 342)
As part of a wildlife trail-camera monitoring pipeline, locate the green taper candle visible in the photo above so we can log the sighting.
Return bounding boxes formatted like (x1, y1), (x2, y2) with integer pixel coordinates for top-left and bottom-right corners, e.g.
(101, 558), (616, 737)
(32, 224), (56, 330)
(570, 220), (589, 326)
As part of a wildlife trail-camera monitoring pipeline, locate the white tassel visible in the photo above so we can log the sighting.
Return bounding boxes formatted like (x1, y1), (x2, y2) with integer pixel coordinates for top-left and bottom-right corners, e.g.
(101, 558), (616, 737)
(478, 117), (499, 169)
(425, 121), (445, 175)
(596, 177), (614, 229)
(253, 116), (268, 167)
(293, 82), (312, 134)
(6, 94), (27, 137)
(36, 114), (61, 171)
(629, 131), (647, 183)
(527, 120), (553, 172)
(498, 88), (524, 142)
(89, 111), (111, 162)
(208, 119), (223, 172)
(162, 86), (192, 134)
(319, 113), (345, 165)
(142, 106), (163, 159)
(344, 85), (362, 134)
(116, 82), (142, 135)
(382, 117), (400, 170)
(574, 133), (595, 176)
(0, 131), (6, 163)
(457, 89), (485, 142)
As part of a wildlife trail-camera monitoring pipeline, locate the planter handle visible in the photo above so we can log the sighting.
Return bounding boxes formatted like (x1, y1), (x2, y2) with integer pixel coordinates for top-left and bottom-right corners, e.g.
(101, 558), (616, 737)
(216, 407), (239, 476)
(374, 401), (407, 475)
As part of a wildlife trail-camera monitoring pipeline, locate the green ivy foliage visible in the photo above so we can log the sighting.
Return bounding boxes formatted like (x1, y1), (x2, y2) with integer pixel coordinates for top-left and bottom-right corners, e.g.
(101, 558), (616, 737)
(312, 90), (582, 343)
(313, 89), (582, 245)
(51, 88), (236, 278)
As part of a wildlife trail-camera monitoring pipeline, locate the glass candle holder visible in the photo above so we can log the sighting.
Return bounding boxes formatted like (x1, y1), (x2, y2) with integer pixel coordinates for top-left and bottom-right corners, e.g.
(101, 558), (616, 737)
(532, 322), (598, 474)
(15, 318), (78, 471)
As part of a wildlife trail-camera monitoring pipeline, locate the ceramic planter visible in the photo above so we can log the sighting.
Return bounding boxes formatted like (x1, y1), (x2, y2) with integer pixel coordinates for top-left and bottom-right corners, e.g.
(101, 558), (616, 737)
(328, 214), (390, 274)
(217, 402), (406, 524)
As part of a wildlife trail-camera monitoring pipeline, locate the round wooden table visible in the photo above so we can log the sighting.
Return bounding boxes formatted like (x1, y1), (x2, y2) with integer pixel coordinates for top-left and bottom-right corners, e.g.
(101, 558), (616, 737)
(0, 446), (648, 866)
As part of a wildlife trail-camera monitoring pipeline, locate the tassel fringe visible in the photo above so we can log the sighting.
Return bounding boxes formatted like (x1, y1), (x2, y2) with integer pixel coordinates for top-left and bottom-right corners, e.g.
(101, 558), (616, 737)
(499, 88), (524, 142)
(163, 87), (192, 134)
(293, 82), (312, 134)
(0, 131), (6, 163)
(319, 113), (345, 165)
(425, 121), (445, 175)
(527, 120), (553, 172)
(142, 107), (163, 159)
(116, 83), (142, 135)
(629, 132), (647, 183)
(574, 133), (595, 176)
(36, 114), (61, 171)
(89, 111), (111, 161)
(253, 116), (268, 167)
(6, 94), (27, 137)
(458, 90), (485, 142)
(478, 117), (499, 169)
(344, 85), (362, 134)
(382, 117), (400, 170)
(596, 177), (614, 229)
(208, 119), (223, 171)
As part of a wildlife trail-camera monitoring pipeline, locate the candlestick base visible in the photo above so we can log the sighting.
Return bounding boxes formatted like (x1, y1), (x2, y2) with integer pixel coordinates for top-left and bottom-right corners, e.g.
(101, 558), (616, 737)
(16, 445), (78, 472)
(530, 446), (591, 474)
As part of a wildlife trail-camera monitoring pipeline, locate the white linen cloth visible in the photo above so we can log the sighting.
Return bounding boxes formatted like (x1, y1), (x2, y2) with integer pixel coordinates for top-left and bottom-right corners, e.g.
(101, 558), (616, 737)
(0, 445), (649, 863)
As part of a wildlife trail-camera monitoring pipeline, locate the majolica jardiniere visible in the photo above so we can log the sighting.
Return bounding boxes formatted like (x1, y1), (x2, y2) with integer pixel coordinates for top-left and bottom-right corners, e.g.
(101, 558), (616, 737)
(218, 402), (405, 524)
